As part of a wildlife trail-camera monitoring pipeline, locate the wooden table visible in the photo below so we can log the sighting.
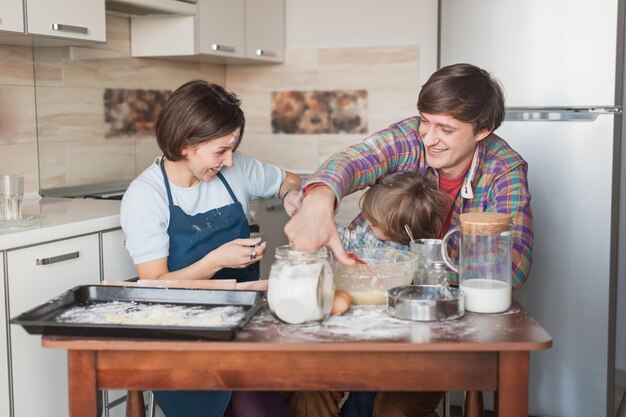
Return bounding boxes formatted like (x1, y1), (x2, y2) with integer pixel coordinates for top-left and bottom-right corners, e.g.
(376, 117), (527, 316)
(43, 300), (551, 417)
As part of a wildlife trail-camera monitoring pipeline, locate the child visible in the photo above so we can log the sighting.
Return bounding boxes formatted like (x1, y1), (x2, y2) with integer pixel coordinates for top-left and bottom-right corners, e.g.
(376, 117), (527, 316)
(336, 171), (449, 251)
(334, 172), (449, 417)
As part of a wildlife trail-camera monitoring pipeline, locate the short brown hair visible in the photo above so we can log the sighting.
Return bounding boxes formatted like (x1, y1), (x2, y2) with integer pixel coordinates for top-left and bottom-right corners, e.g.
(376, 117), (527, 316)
(155, 80), (245, 161)
(360, 172), (450, 244)
(418, 63), (505, 134)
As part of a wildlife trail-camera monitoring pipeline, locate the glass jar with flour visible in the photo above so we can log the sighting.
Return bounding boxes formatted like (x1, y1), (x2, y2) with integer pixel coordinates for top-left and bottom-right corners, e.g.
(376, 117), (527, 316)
(267, 245), (335, 324)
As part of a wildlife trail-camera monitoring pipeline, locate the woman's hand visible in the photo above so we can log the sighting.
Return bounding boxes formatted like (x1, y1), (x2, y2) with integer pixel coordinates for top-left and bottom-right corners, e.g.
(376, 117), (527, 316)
(210, 238), (267, 269)
(282, 188), (301, 217)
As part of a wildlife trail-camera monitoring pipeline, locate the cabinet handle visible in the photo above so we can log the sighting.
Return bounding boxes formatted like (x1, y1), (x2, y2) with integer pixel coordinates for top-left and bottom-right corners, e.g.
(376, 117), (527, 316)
(36, 251), (80, 265)
(51, 24), (88, 34)
(255, 49), (276, 57)
(211, 44), (235, 53)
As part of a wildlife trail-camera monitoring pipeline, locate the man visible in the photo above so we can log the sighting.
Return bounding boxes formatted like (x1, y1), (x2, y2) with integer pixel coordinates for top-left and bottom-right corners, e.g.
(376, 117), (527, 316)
(284, 63), (533, 417)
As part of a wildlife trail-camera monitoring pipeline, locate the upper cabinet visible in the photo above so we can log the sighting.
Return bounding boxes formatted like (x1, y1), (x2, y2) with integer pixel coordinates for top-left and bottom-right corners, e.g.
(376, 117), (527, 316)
(0, 0), (106, 43)
(131, 0), (284, 63)
(197, 0), (245, 58)
(26, 0), (106, 42)
(0, 0), (25, 34)
(244, 0), (284, 62)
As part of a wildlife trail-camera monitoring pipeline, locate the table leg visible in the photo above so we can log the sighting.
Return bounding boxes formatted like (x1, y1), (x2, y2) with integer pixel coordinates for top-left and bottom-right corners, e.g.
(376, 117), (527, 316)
(68, 350), (97, 417)
(126, 391), (146, 417)
(495, 351), (529, 417)
(464, 391), (483, 417)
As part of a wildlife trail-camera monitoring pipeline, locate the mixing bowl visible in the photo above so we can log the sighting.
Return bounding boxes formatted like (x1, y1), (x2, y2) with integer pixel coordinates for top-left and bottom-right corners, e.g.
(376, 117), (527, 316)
(332, 248), (417, 304)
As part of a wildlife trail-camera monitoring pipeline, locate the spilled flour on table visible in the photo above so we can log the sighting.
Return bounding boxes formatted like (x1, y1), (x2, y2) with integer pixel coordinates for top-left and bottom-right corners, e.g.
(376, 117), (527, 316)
(56, 301), (246, 328)
(239, 305), (479, 342)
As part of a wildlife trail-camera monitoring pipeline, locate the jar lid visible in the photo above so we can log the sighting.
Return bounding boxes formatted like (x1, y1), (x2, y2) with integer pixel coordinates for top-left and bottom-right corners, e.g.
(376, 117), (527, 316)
(459, 212), (511, 235)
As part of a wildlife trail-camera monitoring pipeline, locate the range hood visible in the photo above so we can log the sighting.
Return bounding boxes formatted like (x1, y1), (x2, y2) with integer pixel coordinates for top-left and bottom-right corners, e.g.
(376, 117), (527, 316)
(106, 0), (197, 16)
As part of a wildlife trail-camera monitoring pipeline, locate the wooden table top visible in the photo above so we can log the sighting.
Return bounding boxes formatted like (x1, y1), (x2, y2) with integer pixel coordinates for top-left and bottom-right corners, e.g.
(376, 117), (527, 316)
(43, 300), (551, 353)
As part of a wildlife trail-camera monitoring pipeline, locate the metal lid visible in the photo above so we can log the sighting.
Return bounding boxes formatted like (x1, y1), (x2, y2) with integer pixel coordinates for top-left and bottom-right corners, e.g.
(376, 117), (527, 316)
(386, 285), (464, 321)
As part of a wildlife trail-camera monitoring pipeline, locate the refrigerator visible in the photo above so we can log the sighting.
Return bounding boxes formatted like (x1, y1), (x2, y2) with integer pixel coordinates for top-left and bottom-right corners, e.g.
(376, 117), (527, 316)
(439, 1), (625, 416)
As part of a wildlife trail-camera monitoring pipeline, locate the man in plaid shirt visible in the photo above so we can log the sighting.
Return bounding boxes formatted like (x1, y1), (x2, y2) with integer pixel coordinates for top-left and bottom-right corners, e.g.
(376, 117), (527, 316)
(285, 63), (533, 417)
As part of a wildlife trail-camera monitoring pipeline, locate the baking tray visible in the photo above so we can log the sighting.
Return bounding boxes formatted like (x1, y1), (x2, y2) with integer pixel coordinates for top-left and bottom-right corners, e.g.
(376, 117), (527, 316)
(10, 285), (265, 341)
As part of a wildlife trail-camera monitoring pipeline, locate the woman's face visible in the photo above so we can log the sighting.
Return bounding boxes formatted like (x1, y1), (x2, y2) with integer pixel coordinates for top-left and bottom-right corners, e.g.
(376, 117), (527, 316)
(181, 130), (239, 182)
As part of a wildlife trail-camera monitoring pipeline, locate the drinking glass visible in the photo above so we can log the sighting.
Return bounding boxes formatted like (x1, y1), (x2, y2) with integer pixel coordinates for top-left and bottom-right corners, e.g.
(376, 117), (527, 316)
(0, 175), (24, 221)
(409, 238), (444, 284)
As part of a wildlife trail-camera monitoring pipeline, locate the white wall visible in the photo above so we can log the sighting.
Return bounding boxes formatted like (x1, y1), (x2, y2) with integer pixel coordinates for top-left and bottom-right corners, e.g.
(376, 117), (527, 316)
(285, 0), (438, 85)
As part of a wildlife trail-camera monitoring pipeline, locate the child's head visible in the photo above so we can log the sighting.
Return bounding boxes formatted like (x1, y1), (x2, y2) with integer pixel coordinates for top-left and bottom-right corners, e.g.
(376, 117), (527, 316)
(360, 172), (450, 244)
(156, 80), (245, 161)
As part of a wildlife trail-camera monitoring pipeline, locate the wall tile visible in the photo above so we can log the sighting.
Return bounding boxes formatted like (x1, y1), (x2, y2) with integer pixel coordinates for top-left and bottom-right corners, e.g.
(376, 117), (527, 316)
(38, 142), (67, 189)
(64, 139), (136, 186)
(0, 85), (37, 145)
(227, 49), (319, 92)
(134, 136), (161, 175)
(34, 87), (110, 143)
(318, 45), (420, 90)
(32, 47), (70, 87)
(368, 89), (419, 133)
(0, 46), (34, 86)
(0, 143), (39, 192)
(237, 133), (320, 172)
(135, 59), (225, 90)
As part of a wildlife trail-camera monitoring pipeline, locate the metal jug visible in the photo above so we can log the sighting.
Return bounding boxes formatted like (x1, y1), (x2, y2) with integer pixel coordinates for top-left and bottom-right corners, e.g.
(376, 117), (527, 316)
(441, 212), (512, 313)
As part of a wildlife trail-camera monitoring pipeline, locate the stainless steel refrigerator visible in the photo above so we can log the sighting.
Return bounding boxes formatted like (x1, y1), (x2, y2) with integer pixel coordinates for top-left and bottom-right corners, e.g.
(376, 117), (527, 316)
(439, 1), (625, 416)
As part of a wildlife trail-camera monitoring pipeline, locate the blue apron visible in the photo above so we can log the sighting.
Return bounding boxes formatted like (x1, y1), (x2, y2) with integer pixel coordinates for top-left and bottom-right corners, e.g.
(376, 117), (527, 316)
(153, 158), (258, 417)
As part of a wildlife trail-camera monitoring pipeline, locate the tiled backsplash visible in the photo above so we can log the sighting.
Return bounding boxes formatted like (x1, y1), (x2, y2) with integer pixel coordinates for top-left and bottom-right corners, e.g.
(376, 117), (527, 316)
(0, 14), (421, 195)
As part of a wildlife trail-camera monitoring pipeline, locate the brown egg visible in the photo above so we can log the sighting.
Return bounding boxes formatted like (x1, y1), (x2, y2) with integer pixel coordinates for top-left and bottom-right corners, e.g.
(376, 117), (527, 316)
(335, 290), (352, 305)
(331, 293), (351, 315)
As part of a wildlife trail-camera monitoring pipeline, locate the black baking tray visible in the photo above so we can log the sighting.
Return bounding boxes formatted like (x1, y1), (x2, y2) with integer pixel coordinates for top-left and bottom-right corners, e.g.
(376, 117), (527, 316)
(10, 285), (265, 341)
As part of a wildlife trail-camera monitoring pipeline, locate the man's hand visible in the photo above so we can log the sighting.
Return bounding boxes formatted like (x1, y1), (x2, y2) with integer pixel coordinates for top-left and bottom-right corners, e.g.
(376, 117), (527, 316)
(284, 185), (355, 266)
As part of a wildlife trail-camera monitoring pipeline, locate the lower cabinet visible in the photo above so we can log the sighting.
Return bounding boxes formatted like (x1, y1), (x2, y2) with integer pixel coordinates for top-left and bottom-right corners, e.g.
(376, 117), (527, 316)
(102, 228), (137, 281)
(8, 234), (101, 417)
(0, 253), (9, 417)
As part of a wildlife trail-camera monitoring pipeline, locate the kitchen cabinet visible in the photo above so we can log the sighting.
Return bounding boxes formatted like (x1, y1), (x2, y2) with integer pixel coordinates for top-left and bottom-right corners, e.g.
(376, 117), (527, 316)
(131, 0), (284, 63)
(0, 254), (9, 417)
(102, 228), (136, 281)
(0, 0), (25, 34)
(8, 234), (101, 417)
(244, 0), (284, 62)
(0, 0), (105, 44)
(26, 0), (106, 42)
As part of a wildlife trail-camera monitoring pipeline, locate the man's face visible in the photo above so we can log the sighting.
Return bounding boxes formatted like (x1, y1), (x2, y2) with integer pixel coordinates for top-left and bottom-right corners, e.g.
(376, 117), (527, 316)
(418, 112), (490, 178)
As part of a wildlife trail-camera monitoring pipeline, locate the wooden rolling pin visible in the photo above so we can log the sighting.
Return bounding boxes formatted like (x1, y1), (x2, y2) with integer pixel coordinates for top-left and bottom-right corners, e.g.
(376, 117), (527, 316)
(101, 279), (268, 291)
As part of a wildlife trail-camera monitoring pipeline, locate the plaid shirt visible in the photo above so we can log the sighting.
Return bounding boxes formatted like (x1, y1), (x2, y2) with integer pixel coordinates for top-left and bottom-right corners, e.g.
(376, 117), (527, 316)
(336, 224), (408, 251)
(304, 116), (533, 289)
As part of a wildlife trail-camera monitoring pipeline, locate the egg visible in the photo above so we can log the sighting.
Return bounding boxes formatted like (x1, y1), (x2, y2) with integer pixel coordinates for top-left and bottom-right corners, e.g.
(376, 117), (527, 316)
(331, 291), (352, 315)
(335, 290), (352, 305)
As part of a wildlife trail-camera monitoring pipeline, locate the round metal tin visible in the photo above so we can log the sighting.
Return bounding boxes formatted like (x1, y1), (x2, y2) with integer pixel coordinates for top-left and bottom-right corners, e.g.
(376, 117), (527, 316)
(386, 285), (465, 321)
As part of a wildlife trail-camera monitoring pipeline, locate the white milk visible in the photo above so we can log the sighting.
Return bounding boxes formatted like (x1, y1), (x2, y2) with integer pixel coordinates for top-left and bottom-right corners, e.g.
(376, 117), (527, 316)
(267, 263), (324, 324)
(459, 278), (511, 313)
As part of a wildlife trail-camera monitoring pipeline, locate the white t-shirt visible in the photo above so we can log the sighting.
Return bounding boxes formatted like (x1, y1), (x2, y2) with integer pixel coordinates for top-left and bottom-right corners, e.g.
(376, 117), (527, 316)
(121, 153), (284, 265)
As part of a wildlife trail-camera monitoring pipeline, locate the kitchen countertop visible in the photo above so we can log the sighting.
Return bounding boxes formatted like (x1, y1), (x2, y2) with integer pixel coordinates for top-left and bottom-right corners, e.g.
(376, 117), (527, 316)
(0, 195), (123, 251)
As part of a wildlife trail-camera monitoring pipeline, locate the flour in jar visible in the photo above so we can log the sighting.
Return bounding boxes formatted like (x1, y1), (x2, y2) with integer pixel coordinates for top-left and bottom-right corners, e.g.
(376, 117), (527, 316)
(267, 262), (334, 324)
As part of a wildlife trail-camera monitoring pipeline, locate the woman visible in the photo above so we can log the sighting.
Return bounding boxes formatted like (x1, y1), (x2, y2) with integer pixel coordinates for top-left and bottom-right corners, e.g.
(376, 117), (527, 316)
(121, 80), (299, 417)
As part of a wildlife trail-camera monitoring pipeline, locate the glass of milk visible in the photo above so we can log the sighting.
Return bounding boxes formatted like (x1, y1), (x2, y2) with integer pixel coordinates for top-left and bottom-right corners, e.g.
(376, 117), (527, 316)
(267, 245), (334, 324)
(441, 212), (512, 313)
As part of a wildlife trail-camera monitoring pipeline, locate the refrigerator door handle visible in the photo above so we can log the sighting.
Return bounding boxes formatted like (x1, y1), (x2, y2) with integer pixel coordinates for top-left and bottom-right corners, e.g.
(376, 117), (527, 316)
(505, 106), (622, 122)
